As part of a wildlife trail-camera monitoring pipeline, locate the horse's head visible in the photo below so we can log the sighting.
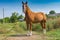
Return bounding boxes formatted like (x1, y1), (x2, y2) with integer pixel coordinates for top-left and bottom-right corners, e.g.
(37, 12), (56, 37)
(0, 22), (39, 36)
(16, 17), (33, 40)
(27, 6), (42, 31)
(22, 1), (28, 13)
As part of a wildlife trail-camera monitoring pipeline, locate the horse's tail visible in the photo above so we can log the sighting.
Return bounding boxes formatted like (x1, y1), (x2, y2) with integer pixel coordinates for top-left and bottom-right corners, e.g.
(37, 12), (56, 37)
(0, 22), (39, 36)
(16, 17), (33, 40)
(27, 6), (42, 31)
(41, 12), (47, 22)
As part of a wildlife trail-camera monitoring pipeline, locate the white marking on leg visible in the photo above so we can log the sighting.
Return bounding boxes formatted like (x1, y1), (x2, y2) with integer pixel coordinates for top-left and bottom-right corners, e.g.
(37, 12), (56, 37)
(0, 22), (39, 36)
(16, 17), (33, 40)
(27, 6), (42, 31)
(27, 31), (32, 36)
(43, 29), (46, 34)
(27, 31), (30, 36)
(29, 31), (32, 36)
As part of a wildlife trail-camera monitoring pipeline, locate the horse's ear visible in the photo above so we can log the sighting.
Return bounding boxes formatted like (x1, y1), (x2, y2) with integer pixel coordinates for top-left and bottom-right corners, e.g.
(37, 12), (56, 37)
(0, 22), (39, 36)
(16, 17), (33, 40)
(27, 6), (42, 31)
(22, 1), (24, 4)
(26, 1), (28, 4)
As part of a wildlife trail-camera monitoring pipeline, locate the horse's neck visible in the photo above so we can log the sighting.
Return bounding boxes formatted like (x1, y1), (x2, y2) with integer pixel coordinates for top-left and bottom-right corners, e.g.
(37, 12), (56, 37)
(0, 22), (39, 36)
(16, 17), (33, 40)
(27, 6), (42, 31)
(27, 6), (32, 14)
(25, 6), (32, 17)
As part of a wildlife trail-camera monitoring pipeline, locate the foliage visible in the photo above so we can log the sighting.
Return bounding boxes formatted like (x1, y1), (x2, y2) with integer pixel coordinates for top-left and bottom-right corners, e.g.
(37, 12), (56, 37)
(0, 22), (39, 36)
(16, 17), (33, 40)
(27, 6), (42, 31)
(0, 19), (3, 23)
(10, 12), (18, 23)
(0, 12), (24, 23)
(18, 14), (24, 19)
(53, 18), (60, 29)
(49, 10), (56, 14)
(4, 17), (10, 23)
(46, 18), (60, 31)
(46, 19), (55, 31)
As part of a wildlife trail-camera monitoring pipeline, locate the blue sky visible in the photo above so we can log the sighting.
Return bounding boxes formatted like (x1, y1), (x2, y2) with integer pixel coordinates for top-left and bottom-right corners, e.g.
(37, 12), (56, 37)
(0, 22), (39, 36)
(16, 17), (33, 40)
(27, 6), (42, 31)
(0, 0), (60, 18)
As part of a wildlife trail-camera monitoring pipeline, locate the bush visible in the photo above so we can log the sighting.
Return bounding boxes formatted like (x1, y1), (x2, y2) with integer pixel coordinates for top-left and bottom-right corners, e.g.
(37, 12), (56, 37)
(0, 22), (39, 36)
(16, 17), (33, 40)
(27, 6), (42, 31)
(46, 18), (60, 31)
(53, 18), (60, 29)
(46, 19), (55, 31)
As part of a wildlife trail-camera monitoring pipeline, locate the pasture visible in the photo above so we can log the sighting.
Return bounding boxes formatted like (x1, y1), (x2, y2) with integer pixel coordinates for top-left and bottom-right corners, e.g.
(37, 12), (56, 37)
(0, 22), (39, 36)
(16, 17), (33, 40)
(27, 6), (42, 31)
(0, 18), (60, 40)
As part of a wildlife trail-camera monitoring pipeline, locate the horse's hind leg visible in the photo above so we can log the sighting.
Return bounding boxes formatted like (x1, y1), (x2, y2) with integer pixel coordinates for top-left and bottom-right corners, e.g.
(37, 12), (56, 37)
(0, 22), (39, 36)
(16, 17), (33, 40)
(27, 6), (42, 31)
(43, 23), (46, 34)
(41, 21), (46, 34)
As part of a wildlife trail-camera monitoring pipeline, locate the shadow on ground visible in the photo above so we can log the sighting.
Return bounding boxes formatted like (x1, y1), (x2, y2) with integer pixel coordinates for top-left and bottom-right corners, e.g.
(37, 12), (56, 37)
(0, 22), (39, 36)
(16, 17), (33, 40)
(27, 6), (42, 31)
(9, 34), (39, 37)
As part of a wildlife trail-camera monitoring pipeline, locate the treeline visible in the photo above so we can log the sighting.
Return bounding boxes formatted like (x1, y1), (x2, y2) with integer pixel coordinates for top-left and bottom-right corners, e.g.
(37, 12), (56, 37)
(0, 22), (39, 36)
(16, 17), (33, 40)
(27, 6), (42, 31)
(0, 12), (24, 23)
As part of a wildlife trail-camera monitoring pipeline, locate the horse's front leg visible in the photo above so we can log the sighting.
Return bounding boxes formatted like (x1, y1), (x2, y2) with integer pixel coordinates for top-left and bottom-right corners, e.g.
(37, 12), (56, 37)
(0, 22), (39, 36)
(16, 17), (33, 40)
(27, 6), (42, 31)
(26, 22), (30, 36)
(26, 22), (32, 36)
(29, 22), (32, 36)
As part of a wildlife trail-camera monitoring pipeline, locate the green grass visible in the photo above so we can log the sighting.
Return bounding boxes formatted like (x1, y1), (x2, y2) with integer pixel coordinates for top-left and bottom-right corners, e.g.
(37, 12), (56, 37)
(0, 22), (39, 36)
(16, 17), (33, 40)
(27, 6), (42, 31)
(0, 22), (25, 34)
(46, 29), (60, 40)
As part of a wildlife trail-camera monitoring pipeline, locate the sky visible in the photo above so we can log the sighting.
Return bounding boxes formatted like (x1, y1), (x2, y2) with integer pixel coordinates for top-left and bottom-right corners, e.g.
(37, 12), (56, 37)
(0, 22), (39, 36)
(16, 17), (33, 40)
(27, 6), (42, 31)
(0, 0), (60, 18)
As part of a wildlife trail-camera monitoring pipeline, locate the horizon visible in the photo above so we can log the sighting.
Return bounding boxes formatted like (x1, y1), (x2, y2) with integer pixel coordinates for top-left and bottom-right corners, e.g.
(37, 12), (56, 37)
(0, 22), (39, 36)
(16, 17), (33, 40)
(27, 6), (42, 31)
(0, 0), (60, 18)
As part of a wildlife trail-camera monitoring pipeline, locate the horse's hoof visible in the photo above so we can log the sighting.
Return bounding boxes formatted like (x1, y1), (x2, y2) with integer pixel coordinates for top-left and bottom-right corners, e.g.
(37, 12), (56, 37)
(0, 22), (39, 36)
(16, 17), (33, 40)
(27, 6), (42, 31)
(27, 33), (32, 36)
(29, 33), (32, 36)
(27, 33), (29, 36)
(43, 29), (46, 34)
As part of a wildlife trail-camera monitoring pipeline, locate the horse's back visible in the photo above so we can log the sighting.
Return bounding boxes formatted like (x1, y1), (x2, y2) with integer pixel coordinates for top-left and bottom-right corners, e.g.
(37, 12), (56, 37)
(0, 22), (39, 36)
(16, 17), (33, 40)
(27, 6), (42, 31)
(35, 12), (46, 21)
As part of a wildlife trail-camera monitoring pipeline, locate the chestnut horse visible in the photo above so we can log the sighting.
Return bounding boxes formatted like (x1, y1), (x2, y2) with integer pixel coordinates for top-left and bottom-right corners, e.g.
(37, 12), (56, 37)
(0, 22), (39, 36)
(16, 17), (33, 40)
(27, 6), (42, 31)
(22, 1), (47, 36)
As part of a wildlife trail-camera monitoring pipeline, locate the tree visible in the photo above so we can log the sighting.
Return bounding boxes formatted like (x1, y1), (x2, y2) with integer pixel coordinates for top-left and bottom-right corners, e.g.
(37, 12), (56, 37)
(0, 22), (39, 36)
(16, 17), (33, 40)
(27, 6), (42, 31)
(4, 17), (10, 23)
(18, 15), (24, 21)
(49, 10), (56, 14)
(18, 15), (23, 19)
(0, 19), (3, 23)
(10, 12), (18, 23)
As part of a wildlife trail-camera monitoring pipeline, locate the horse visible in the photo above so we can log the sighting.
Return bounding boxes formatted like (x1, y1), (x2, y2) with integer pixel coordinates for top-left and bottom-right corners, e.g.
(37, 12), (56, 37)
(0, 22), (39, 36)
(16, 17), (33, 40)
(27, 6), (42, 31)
(22, 1), (47, 36)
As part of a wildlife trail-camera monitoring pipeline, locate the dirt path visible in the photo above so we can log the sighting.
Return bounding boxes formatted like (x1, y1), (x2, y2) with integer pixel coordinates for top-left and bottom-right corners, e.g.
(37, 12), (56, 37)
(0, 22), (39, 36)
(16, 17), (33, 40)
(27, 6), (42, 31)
(0, 33), (58, 40)
(0, 32), (49, 40)
(0, 33), (59, 40)
(0, 32), (58, 40)
(6, 34), (49, 40)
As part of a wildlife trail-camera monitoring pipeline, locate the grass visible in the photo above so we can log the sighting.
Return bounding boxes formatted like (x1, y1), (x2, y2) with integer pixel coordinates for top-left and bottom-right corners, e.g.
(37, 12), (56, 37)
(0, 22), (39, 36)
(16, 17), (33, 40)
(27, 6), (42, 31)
(46, 29), (60, 37)
(46, 29), (60, 40)
(0, 20), (60, 40)
(0, 22), (26, 35)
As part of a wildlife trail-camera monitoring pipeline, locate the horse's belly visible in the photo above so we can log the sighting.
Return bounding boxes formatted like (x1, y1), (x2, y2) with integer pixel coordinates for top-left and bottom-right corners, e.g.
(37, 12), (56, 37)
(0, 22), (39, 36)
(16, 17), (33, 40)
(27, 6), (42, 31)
(31, 18), (42, 23)
(32, 20), (41, 23)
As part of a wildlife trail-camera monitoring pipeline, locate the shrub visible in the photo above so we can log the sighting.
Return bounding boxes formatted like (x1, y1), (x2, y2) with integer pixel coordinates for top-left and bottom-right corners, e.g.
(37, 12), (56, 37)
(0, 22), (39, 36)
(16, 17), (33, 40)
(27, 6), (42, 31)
(46, 18), (60, 31)
(53, 18), (60, 29)
(46, 20), (52, 31)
